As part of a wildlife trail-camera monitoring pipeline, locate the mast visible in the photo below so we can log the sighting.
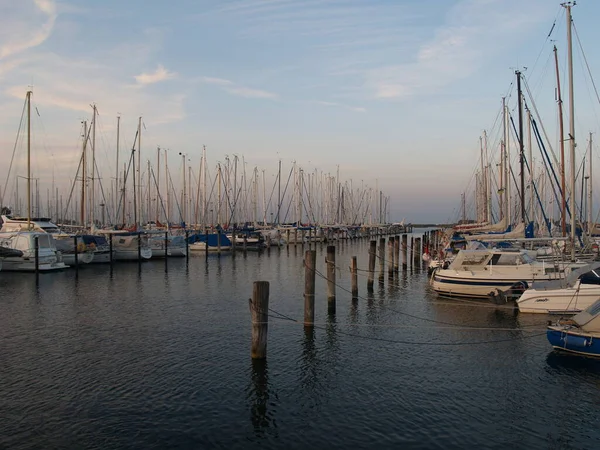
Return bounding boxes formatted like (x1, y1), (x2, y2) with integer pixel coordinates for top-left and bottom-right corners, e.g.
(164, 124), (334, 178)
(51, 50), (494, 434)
(165, 149), (170, 226)
(91, 104), (97, 227)
(565, 2), (576, 260)
(277, 159), (281, 224)
(156, 146), (160, 224)
(26, 90), (31, 229)
(115, 115), (120, 224)
(505, 99), (511, 224)
(588, 132), (593, 233)
(554, 45), (567, 237)
(81, 120), (87, 226)
(516, 70), (526, 224)
(137, 116), (142, 228)
(527, 109), (534, 220)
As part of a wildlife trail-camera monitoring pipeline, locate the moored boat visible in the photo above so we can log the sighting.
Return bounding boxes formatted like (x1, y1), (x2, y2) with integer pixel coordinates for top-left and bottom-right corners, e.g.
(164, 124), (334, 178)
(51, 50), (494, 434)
(0, 231), (68, 271)
(547, 299), (600, 357)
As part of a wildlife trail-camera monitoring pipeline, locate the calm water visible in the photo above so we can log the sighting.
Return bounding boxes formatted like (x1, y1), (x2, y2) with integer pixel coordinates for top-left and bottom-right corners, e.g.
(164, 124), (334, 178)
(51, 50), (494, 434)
(1, 234), (599, 450)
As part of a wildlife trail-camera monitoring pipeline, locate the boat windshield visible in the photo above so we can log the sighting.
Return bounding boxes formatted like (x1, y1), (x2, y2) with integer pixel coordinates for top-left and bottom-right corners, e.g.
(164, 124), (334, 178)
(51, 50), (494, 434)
(36, 234), (53, 248)
(490, 252), (532, 266)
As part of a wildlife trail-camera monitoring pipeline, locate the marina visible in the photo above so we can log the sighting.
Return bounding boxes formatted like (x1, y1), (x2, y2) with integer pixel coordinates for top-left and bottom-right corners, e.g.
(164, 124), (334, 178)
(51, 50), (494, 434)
(3, 0), (600, 448)
(1, 232), (600, 449)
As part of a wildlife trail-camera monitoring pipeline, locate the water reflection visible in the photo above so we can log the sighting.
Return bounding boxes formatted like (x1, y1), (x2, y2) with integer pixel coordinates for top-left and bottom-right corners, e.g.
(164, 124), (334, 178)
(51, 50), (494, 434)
(246, 359), (278, 437)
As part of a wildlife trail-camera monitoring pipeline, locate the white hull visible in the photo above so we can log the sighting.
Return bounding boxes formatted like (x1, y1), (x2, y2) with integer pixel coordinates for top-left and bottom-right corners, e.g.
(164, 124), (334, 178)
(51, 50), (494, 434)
(89, 251), (112, 263)
(61, 252), (94, 265)
(517, 283), (600, 314)
(0, 257), (68, 272)
(189, 242), (232, 252)
(113, 247), (152, 261)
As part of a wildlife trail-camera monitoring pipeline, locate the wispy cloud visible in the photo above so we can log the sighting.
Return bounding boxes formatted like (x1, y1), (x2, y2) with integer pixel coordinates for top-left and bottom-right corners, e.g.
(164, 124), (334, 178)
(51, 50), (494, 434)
(0, 0), (57, 60)
(315, 100), (365, 113)
(134, 64), (177, 85)
(365, 0), (554, 100)
(199, 76), (277, 99)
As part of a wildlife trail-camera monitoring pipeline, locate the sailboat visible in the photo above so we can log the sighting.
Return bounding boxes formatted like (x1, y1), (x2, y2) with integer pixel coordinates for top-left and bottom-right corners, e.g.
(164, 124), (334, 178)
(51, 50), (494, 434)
(0, 91), (68, 271)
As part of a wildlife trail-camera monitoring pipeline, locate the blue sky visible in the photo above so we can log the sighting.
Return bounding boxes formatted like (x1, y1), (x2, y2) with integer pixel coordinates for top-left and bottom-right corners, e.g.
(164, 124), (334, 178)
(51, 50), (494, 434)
(2, 0), (600, 223)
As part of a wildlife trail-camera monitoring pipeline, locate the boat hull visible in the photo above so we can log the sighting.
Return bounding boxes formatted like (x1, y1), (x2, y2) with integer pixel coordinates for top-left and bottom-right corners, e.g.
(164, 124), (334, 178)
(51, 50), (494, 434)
(61, 252), (94, 266)
(431, 272), (526, 299)
(547, 326), (600, 357)
(518, 285), (600, 314)
(112, 247), (152, 261)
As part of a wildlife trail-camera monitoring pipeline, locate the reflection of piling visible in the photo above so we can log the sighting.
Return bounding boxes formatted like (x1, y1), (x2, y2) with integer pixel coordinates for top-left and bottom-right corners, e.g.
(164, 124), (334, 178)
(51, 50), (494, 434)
(326, 246), (336, 313)
(402, 234), (408, 270)
(367, 240), (376, 291)
(249, 281), (270, 359)
(304, 250), (316, 326)
(351, 256), (358, 298)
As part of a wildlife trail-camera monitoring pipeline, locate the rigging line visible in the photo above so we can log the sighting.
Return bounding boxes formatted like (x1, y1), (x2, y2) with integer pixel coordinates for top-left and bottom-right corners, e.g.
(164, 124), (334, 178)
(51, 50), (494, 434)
(572, 21), (600, 108)
(308, 263), (519, 330)
(312, 324), (547, 347)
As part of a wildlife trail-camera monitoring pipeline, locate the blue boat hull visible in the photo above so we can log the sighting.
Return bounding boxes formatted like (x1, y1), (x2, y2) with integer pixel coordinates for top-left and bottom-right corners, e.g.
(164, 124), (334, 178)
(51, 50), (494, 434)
(547, 327), (600, 357)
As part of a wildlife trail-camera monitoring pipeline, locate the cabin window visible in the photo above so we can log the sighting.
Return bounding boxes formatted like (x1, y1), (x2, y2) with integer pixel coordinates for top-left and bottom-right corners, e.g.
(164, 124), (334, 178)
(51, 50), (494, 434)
(37, 235), (52, 248)
(588, 301), (600, 315)
(490, 254), (520, 265)
(580, 270), (600, 285)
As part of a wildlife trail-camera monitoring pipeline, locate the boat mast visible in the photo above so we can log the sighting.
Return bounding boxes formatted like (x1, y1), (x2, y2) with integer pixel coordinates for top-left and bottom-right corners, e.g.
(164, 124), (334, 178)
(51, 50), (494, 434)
(115, 115), (120, 224)
(564, 1), (576, 260)
(90, 104), (97, 227)
(26, 90), (32, 229)
(156, 146), (161, 224)
(516, 70), (526, 224)
(588, 132), (593, 233)
(81, 120), (87, 226)
(553, 45), (567, 237)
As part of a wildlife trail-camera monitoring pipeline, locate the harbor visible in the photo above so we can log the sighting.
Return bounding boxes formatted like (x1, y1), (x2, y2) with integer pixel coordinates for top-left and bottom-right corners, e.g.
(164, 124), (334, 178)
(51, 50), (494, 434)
(3, 0), (600, 448)
(2, 232), (599, 449)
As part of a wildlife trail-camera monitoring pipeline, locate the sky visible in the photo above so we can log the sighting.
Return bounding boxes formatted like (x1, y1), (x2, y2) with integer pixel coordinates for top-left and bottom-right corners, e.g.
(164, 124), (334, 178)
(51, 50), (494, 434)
(2, 0), (600, 223)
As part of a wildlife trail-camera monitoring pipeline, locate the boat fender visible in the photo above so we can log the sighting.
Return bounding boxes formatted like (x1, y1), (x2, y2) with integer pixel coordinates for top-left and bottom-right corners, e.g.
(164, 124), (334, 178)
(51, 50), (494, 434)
(77, 242), (86, 252)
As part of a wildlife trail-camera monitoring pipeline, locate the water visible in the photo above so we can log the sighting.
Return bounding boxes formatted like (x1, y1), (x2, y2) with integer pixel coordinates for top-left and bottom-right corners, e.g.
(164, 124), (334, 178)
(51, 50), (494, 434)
(1, 236), (599, 449)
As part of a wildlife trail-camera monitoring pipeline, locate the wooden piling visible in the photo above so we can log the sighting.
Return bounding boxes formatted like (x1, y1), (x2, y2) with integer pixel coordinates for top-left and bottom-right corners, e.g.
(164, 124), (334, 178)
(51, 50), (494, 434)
(378, 237), (385, 280)
(367, 240), (376, 291)
(294, 229), (298, 246)
(304, 250), (316, 326)
(410, 236), (414, 268)
(34, 236), (39, 274)
(393, 236), (400, 272)
(286, 229), (290, 246)
(185, 230), (189, 259)
(249, 281), (270, 359)
(137, 232), (142, 262)
(73, 235), (79, 270)
(351, 256), (358, 298)
(414, 237), (421, 268)
(109, 233), (113, 265)
(217, 229), (221, 253)
(243, 234), (248, 252)
(388, 237), (394, 275)
(402, 234), (408, 270)
(326, 245), (336, 312)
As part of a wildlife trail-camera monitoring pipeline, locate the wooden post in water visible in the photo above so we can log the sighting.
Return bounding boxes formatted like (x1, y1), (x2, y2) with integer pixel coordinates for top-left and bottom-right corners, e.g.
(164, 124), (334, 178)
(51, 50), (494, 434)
(378, 237), (385, 281)
(185, 230), (189, 259)
(34, 236), (39, 274)
(402, 234), (408, 270)
(326, 245), (336, 312)
(137, 232), (142, 262)
(351, 256), (358, 298)
(367, 240), (376, 291)
(410, 236), (414, 269)
(394, 236), (400, 272)
(243, 234), (248, 252)
(388, 237), (394, 276)
(249, 281), (270, 359)
(164, 231), (168, 258)
(286, 229), (290, 247)
(205, 227), (209, 261)
(109, 233), (113, 265)
(73, 235), (79, 270)
(414, 237), (421, 268)
(217, 229), (221, 253)
(294, 229), (298, 246)
(304, 250), (316, 326)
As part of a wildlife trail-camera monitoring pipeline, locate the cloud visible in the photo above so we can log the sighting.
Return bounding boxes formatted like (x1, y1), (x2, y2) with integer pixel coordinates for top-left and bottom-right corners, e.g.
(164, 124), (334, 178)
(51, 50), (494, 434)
(134, 64), (177, 85)
(365, 0), (553, 100)
(199, 76), (278, 99)
(315, 100), (365, 113)
(0, 0), (57, 60)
